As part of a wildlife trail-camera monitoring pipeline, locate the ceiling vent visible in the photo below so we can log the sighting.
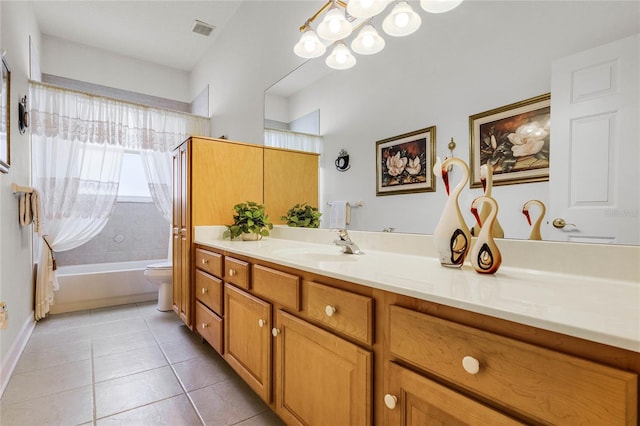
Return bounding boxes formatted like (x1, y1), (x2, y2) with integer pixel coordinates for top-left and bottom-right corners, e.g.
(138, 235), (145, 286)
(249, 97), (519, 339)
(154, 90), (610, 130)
(192, 20), (215, 37)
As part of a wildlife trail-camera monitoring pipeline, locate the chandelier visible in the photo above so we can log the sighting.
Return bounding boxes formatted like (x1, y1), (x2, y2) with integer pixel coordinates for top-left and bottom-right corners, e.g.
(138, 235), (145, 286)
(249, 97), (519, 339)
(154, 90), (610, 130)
(294, 0), (464, 70)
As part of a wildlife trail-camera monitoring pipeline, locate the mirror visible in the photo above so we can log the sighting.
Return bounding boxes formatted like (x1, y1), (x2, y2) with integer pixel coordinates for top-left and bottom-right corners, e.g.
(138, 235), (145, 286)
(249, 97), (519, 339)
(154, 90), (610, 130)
(265, 1), (639, 245)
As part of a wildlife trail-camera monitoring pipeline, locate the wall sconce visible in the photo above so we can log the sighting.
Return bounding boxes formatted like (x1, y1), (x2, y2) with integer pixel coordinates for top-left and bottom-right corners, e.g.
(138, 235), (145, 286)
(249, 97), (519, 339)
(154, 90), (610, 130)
(18, 95), (29, 134)
(335, 149), (350, 171)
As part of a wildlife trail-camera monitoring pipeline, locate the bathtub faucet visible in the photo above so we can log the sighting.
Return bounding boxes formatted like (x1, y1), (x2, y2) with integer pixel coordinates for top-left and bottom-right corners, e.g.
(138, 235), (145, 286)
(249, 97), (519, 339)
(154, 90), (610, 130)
(333, 229), (363, 255)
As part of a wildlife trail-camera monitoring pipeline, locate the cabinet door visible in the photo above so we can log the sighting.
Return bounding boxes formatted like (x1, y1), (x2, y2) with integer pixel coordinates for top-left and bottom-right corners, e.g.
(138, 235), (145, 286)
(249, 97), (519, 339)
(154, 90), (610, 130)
(273, 310), (372, 426)
(385, 362), (523, 426)
(172, 149), (181, 317)
(172, 143), (191, 327)
(224, 284), (272, 402)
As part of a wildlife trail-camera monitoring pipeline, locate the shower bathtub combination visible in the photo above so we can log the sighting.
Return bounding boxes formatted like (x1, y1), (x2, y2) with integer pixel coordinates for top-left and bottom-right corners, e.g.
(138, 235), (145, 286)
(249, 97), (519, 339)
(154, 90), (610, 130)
(53, 259), (165, 314)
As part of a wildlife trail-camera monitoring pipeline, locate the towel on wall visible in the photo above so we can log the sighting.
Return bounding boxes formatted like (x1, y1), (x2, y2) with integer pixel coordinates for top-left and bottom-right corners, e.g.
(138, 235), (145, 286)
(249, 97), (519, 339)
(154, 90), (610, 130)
(19, 193), (32, 227)
(18, 190), (42, 234)
(329, 201), (348, 229)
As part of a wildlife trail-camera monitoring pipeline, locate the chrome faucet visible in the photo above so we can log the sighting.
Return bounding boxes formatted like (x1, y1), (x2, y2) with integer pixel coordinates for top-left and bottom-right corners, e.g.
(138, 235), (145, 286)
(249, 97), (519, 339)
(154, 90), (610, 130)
(333, 229), (363, 254)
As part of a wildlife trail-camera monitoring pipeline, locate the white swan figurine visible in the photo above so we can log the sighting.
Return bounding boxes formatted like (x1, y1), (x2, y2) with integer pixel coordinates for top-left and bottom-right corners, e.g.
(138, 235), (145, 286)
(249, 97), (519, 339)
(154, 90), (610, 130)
(432, 157), (471, 268)
(470, 195), (502, 274)
(471, 164), (504, 238)
(522, 199), (546, 240)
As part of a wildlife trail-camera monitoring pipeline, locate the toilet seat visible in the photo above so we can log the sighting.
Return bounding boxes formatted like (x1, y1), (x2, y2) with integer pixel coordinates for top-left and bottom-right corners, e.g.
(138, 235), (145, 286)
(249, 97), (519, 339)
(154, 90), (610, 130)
(145, 261), (172, 279)
(146, 261), (172, 270)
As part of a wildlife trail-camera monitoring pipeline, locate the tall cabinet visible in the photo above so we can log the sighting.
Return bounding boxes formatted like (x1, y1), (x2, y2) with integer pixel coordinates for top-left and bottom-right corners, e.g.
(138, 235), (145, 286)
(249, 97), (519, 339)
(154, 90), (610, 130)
(172, 136), (319, 328)
(172, 137), (264, 327)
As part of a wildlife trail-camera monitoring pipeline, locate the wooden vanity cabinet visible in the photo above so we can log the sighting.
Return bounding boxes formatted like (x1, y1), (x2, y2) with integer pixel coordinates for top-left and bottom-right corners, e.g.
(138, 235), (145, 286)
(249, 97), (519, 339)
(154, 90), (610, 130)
(216, 253), (373, 423)
(193, 246), (638, 426)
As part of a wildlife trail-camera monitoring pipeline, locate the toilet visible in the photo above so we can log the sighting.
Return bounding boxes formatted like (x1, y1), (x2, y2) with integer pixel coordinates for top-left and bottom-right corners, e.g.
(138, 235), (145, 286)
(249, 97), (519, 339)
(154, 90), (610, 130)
(144, 261), (173, 311)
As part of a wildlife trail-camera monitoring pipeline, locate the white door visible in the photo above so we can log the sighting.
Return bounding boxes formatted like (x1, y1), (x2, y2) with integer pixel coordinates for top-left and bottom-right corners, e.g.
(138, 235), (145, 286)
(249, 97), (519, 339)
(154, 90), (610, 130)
(549, 34), (639, 245)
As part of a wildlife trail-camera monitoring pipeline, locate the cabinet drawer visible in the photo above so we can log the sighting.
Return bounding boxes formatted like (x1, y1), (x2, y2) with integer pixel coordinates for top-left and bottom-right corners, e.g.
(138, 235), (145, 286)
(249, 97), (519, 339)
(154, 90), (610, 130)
(252, 265), (300, 311)
(224, 256), (250, 289)
(195, 269), (223, 315)
(389, 305), (638, 425)
(195, 248), (222, 278)
(304, 281), (374, 345)
(195, 301), (223, 355)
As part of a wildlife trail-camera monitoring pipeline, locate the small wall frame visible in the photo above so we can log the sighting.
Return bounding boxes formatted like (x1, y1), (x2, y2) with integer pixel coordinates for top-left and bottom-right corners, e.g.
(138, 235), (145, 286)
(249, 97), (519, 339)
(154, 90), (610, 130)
(376, 126), (436, 196)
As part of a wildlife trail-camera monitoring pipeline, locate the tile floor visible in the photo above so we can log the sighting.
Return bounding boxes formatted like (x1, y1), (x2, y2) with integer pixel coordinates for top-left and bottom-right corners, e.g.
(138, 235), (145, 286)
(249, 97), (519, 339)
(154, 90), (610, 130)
(0, 302), (286, 426)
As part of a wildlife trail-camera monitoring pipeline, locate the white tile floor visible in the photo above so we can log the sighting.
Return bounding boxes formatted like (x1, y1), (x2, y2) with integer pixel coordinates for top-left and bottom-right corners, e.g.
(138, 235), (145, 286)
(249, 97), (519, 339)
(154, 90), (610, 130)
(0, 302), (286, 426)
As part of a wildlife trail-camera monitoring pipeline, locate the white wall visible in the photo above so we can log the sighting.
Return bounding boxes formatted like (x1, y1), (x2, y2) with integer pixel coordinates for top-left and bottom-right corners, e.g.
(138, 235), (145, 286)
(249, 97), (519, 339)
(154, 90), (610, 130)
(0, 0), (41, 382)
(41, 35), (191, 102)
(283, 1), (639, 238)
(190, 1), (315, 143)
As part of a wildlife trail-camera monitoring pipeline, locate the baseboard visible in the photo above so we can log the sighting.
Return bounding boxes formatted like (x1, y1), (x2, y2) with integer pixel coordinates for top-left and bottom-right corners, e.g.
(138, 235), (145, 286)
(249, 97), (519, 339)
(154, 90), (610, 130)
(0, 311), (36, 398)
(48, 292), (157, 314)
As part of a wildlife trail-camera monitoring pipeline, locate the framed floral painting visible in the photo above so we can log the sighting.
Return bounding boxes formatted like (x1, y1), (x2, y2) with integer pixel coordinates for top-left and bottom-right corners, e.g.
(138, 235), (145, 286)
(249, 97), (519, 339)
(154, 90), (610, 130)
(469, 93), (550, 188)
(376, 126), (436, 196)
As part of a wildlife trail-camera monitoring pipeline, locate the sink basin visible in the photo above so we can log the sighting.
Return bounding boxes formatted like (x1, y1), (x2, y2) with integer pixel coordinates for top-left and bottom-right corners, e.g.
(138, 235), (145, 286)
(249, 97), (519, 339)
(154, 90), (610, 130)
(271, 246), (357, 262)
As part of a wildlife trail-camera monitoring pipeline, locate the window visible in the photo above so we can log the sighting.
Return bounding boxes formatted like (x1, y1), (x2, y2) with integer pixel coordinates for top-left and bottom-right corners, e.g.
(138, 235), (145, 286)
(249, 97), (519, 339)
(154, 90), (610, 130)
(118, 151), (152, 202)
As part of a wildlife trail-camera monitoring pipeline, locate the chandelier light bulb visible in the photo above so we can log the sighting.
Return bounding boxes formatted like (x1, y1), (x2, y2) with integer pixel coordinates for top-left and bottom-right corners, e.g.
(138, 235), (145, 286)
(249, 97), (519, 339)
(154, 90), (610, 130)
(382, 1), (421, 37)
(395, 12), (409, 28)
(347, 0), (389, 18)
(351, 24), (386, 55)
(317, 5), (353, 41)
(326, 42), (357, 70)
(420, 0), (464, 14)
(293, 27), (326, 59)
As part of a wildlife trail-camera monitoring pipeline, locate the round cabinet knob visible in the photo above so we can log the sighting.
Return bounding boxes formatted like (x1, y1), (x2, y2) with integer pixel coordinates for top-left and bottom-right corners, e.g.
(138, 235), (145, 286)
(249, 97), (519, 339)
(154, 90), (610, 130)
(271, 328), (280, 337)
(462, 356), (480, 375)
(201, 288), (208, 294)
(258, 319), (266, 328)
(201, 322), (209, 329)
(325, 305), (337, 317)
(229, 269), (237, 277)
(384, 394), (397, 410)
(201, 258), (208, 265)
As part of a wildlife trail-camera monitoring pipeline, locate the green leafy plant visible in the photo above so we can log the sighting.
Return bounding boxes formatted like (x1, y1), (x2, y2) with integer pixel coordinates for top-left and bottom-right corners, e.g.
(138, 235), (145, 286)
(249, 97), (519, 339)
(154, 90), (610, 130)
(281, 203), (322, 228)
(223, 201), (273, 240)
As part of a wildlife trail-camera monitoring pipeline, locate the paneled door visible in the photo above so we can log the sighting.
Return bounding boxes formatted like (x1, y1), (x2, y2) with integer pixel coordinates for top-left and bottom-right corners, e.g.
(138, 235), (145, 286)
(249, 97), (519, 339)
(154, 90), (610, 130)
(550, 34), (639, 244)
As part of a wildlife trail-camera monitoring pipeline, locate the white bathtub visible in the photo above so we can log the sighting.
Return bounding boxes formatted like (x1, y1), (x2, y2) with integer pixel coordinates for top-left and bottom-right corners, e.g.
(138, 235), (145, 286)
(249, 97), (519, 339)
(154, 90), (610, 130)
(52, 259), (166, 314)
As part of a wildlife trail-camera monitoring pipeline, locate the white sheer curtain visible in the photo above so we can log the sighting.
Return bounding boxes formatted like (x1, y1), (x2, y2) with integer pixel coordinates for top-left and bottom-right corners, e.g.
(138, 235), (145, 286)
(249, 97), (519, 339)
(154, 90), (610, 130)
(139, 111), (209, 222)
(264, 128), (323, 154)
(30, 81), (210, 320)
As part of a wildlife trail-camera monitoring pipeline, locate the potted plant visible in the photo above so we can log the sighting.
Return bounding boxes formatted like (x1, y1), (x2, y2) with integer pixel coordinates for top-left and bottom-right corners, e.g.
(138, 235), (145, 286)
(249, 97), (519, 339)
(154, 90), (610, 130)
(281, 202), (322, 228)
(223, 201), (273, 240)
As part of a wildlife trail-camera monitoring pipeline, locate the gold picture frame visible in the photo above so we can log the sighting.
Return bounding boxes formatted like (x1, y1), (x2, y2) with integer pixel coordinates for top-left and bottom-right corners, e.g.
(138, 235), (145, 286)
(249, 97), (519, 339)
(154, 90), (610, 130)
(376, 126), (436, 196)
(469, 93), (550, 188)
(0, 56), (10, 174)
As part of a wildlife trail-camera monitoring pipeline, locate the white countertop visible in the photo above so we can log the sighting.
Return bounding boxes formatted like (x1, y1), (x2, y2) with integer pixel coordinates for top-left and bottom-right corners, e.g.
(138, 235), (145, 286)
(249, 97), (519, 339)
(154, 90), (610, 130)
(195, 227), (640, 353)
